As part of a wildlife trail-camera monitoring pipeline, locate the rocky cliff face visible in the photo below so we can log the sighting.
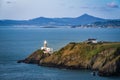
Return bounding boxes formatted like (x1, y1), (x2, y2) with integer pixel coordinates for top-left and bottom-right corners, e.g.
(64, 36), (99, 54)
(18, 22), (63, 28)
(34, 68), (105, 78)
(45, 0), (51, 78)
(18, 42), (120, 76)
(98, 48), (120, 76)
(17, 49), (50, 64)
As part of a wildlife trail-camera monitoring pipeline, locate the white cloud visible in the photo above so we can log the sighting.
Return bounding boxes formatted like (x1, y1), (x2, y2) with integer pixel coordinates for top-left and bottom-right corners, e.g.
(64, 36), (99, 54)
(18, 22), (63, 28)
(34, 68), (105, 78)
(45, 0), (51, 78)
(107, 2), (119, 8)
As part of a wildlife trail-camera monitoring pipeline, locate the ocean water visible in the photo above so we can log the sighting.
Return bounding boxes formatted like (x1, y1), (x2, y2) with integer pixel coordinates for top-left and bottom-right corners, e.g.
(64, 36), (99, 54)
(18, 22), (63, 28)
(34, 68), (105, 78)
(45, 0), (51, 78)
(0, 27), (120, 80)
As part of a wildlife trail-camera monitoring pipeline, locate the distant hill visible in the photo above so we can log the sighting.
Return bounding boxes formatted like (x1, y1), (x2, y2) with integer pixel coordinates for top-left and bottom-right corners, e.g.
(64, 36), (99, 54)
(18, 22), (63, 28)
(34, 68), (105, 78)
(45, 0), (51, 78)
(0, 14), (106, 26)
(71, 20), (120, 28)
(72, 14), (105, 25)
(93, 20), (120, 28)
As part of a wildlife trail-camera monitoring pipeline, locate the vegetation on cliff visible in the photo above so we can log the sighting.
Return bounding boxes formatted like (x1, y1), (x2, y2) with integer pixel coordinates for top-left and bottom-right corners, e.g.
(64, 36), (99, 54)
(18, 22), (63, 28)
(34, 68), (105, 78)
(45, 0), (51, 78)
(18, 42), (120, 76)
(17, 49), (50, 64)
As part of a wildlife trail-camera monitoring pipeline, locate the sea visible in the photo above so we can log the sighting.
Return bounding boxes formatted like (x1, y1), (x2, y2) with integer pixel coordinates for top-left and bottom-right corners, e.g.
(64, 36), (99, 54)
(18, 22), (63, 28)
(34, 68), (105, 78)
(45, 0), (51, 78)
(0, 26), (120, 80)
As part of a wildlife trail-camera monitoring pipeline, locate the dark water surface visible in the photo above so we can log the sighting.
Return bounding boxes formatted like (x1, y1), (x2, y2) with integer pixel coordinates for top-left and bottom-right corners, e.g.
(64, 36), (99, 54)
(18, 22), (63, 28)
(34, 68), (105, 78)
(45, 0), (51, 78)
(0, 27), (120, 80)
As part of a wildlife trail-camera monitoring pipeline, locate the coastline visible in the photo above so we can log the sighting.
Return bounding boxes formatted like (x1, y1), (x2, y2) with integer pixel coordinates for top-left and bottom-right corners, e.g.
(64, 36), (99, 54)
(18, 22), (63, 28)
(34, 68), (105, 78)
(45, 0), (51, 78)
(18, 42), (120, 77)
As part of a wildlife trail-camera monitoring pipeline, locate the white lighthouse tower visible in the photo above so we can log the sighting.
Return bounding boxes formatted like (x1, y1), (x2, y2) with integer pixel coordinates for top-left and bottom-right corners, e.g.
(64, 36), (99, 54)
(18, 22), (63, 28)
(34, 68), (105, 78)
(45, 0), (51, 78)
(44, 40), (47, 48)
(41, 40), (53, 54)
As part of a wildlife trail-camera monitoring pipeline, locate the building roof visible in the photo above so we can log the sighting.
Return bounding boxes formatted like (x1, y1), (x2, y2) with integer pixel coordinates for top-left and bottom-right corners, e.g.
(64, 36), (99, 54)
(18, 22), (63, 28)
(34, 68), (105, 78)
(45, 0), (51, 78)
(88, 38), (97, 41)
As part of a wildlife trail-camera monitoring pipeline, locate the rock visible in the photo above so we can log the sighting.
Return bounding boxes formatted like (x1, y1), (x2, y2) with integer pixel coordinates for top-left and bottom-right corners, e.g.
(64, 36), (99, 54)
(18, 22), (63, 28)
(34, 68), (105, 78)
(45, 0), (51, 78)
(17, 60), (25, 63)
(98, 47), (120, 76)
(18, 42), (120, 77)
(40, 42), (120, 76)
(18, 49), (51, 64)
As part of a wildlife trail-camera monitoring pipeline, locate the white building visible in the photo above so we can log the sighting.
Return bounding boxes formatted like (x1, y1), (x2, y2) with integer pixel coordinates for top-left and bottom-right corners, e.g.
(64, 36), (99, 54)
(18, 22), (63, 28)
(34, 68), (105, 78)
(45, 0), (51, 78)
(86, 38), (98, 44)
(41, 40), (53, 54)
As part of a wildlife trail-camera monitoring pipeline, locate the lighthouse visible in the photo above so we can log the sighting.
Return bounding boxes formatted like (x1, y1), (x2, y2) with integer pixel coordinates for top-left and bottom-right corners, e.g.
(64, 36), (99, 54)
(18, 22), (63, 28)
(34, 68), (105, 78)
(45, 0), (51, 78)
(44, 40), (47, 48)
(41, 40), (53, 54)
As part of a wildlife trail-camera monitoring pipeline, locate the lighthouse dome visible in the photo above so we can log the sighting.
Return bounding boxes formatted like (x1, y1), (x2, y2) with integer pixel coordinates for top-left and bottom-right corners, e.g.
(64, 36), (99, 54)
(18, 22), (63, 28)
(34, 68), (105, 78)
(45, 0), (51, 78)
(44, 40), (47, 44)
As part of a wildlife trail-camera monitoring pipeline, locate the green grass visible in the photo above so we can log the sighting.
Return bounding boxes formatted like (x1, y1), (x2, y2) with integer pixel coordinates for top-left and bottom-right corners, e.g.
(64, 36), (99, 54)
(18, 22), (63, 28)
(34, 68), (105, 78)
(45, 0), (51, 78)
(85, 43), (120, 59)
(54, 42), (120, 60)
(30, 43), (120, 61)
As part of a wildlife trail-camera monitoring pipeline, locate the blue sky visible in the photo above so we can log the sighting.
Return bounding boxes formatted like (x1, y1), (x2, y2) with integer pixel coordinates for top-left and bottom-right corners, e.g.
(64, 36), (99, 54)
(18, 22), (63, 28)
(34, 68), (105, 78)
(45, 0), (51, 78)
(0, 0), (120, 20)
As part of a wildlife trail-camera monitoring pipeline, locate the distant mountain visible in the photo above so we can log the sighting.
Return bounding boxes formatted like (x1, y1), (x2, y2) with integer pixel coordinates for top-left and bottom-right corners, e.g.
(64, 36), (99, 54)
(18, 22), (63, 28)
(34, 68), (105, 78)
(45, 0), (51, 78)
(92, 20), (120, 28)
(27, 14), (105, 26)
(72, 20), (120, 28)
(0, 14), (115, 26)
(74, 14), (105, 24)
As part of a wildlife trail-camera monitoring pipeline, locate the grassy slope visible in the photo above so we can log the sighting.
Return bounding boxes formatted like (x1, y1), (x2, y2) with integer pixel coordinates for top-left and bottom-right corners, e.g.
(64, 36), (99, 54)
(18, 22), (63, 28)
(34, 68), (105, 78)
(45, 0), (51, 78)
(40, 42), (120, 69)
(22, 42), (120, 76)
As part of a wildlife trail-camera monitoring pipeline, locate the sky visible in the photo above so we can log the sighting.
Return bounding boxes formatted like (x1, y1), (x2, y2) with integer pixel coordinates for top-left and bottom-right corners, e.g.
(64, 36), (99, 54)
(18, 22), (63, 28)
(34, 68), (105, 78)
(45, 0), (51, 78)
(0, 0), (120, 20)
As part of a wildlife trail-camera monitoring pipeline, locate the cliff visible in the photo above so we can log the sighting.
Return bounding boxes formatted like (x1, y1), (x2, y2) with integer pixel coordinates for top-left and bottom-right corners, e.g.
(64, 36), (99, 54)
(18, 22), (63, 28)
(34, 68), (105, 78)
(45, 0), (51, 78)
(17, 49), (50, 64)
(18, 42), (120, 76)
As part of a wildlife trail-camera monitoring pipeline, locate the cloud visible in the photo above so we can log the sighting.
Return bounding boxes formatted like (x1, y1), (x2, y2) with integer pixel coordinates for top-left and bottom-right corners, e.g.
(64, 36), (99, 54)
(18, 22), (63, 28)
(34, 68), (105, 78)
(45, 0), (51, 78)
(107, 2), (119, 8)
(80, 6), (89, 9)
(79, 6), (106, 10)
(6, 1), (12, 4)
